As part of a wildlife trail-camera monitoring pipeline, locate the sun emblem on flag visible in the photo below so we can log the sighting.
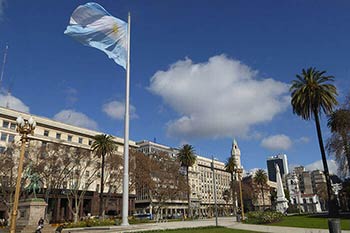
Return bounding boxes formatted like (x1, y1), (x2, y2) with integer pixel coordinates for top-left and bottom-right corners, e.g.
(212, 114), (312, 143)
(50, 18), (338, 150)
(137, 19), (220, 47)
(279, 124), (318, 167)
(112, 24), (119, 33)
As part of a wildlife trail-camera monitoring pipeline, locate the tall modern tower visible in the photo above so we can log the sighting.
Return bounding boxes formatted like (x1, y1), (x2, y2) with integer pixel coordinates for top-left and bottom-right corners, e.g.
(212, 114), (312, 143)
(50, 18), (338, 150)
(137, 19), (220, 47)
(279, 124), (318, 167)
(231, 139), (241, 168)
(266, 154), (289, 182)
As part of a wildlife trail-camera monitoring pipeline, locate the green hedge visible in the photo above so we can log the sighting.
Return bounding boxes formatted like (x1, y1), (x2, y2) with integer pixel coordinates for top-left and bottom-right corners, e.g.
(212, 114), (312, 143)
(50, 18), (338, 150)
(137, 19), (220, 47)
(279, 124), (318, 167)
(245, 211), (284, 224)
(64, 218), (117, 228)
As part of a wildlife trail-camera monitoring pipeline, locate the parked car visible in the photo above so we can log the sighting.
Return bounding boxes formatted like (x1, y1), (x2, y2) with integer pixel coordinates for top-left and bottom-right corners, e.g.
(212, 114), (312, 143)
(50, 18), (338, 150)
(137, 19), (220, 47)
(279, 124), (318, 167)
(133, 213), (152, 220)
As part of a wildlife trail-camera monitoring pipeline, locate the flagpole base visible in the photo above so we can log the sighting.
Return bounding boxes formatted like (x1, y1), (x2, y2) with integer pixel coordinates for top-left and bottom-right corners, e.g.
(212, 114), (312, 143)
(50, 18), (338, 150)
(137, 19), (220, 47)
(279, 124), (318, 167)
(121, 222), (129, 226)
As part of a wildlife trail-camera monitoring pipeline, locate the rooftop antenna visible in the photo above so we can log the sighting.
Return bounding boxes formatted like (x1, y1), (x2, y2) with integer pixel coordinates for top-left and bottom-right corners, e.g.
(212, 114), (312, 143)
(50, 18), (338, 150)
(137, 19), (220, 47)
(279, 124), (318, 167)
(0, 44), (9, 91)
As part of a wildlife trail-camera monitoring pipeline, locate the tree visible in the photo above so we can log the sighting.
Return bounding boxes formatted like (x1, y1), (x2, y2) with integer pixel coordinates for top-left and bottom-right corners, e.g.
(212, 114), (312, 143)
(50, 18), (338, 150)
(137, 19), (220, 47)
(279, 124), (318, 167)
(241, 178), (254, 212)
(177, 144), (196, 218)
(65, 147), (99, 222)
(103, 152), (123, 215)
(225, 156), (238, 214)
(134, 150), (186, 220)
(91, 134), (117, 218)
(290, 67), (338, 217)
(34, 144), (77, 208)
(327, 108), (350, 176)
(253, 169), (268, 210)
(0, 143), (22, 220)
(222, 189), (231, 216)
(150, 153), (187, 220)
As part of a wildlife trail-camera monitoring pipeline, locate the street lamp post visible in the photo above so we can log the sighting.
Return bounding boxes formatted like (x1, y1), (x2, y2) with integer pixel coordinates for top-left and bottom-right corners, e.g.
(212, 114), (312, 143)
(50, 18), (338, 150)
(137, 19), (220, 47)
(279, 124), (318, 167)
(9, 116), (36, 233)
(211, 156), (218, 227)
(235, 168), (244, 220)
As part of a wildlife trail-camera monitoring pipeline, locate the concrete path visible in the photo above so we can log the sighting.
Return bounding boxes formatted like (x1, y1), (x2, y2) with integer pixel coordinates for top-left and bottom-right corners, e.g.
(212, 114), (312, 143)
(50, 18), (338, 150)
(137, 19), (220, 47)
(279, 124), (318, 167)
(62, 217), (350, 233)
(226, 222), (350, 233)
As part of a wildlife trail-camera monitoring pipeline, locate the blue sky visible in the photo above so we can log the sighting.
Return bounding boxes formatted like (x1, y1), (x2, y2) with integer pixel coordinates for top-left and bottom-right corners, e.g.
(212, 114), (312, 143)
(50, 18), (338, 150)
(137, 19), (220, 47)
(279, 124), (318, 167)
(1, 0), (350, 174)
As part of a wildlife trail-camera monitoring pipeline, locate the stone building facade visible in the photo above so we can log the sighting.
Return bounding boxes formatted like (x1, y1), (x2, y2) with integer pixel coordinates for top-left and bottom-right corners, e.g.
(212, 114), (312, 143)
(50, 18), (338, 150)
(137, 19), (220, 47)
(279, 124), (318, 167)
(0, 106), (137, 222)
(135, 140), (234, 218)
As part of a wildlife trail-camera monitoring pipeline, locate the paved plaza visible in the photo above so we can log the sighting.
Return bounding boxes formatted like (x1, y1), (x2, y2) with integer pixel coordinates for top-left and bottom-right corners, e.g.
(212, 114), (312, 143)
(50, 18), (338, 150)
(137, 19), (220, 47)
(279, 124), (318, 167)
(61, 217), (350, 233)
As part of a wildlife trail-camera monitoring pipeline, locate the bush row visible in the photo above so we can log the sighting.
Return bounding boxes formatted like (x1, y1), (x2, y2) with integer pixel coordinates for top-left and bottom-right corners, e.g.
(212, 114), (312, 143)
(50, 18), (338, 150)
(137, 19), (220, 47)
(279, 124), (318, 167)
(63, 217), (155, 228)
(245, 211), (284, 224)
(64, 218), (117, 228)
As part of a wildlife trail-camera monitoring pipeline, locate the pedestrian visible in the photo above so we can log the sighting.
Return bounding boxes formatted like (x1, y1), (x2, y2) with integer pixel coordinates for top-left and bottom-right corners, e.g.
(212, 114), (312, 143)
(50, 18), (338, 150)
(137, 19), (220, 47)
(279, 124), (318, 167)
(38, 217), (44, 226)
(36, 217), (44, 233)
(55, 224), (64, 233)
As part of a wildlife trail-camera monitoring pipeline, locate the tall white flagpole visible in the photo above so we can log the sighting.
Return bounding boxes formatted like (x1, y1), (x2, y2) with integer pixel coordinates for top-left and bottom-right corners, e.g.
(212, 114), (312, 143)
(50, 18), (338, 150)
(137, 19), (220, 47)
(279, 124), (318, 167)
(121, 12), (131, 226)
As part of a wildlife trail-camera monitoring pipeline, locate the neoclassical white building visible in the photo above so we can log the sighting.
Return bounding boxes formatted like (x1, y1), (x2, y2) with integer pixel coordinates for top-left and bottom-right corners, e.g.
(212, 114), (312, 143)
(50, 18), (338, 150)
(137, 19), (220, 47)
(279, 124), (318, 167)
(135, 140), (237, 217)
(0, 106), (137, 222)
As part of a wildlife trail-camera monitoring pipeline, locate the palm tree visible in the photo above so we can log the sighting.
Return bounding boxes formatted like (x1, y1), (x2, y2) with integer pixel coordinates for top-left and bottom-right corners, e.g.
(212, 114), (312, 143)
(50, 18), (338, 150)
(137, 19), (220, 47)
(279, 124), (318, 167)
(253, 169), (267, 210)
(327, 109), (350, 174)
(290, 67), (338, 216)
(225, 156), (237, 214)
(177, 144), (196, 218)
(91, 134), (116, 218)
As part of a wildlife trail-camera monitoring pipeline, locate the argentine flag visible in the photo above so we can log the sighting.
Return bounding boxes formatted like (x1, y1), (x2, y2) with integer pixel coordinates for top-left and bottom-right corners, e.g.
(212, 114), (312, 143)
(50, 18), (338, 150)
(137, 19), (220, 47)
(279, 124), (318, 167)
(65, 2), (127, 69)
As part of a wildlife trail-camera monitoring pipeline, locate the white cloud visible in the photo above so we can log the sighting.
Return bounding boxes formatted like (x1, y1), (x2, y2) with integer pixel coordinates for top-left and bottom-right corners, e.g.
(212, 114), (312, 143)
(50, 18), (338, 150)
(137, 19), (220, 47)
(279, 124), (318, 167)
(0, 93), (30, 112)
(296, 136), (310, 144)
(261, 134), (292, 150)
(305, 159), (338, 175)
(65, 87), (78, 105)
(102, 100), (138, 120)
(149, 55), (289, 139)
(53, 109), (98, 130)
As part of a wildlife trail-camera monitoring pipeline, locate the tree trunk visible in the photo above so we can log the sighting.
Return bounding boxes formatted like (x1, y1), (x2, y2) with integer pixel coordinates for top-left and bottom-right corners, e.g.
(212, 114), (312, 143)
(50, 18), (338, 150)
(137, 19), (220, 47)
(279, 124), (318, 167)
(341, 133), (350, 175)
(186, 166), (191, 218)
(261, 186), (265, 210)
(314, 110), (338, 217)
(231, 173), (236, 215)
(99, 153), (105, 219)
(73, 212), (79, 223)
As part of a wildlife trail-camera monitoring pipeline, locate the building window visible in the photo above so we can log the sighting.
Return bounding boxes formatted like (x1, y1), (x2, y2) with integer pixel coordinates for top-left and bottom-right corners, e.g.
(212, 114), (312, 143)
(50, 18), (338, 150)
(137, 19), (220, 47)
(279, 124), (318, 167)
(78, 137), (83, 144)
(88, 140), (92, 146)
(56, 133), (61, 140)
(8, 134), (15, 142)
(85, 171), (90, 177)
(2, 121), (9, 128)
(10, 122), (16, 130)
(1, 133), (7, 141)
(96, 184), (100, 192)
(0, 146), (5, 153)
(68, 135), (72, 142)
(44, 130), (49, 137)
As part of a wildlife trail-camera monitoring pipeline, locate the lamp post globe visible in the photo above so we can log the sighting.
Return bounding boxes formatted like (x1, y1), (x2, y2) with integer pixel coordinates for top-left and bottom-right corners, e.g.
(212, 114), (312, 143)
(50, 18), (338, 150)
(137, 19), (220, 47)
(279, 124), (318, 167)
(16, 116), (24, 128)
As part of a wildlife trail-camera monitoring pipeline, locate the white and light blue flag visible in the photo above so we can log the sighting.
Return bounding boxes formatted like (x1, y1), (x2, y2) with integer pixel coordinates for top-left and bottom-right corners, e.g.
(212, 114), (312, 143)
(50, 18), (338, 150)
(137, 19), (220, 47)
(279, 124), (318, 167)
(64, 2), (127, 69)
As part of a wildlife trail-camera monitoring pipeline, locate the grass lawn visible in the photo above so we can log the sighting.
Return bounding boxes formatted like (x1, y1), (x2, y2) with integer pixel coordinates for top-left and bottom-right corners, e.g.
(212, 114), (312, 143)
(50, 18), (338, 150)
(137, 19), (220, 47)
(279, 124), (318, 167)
(268, 215), (350, 230)
(134, 226), (260, 233)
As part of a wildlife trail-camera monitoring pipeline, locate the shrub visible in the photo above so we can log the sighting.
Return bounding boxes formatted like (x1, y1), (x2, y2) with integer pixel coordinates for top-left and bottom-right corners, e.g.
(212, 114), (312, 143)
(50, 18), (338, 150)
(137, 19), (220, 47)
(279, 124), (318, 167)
(64, 218), (117, 228)
(245, 211), (284, 224)
(128, 218), (152, 224)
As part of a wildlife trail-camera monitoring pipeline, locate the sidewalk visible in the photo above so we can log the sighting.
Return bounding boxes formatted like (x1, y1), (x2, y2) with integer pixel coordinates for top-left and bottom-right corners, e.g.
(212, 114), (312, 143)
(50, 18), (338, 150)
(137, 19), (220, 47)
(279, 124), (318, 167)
(227, 222), (350, 233)
(61, 217), (350, 233)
